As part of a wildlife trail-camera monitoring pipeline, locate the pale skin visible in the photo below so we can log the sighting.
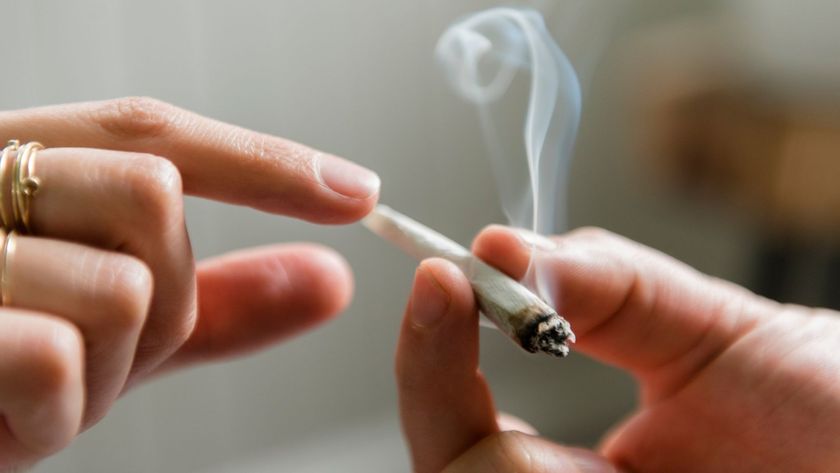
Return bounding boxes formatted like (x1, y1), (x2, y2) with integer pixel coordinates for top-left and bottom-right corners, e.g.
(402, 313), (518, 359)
(396, 226), (840, 473)
(2, 99), (838, 473)
(0, 97), (379, 469)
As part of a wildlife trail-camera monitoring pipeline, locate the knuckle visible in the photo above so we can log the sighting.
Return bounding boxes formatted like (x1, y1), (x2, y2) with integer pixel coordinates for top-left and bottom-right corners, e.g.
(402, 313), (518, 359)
(97, 255), (153, 334)
(25, 320), (84, 401)
(565, 227), (645, 261)
(565, 226), (626, 249)
(236, 132), (317, 180)
(94, 96), (177, 140)
(172, 308), (197, 349)
(15, 319), (84, 455)
(123, 154), (184, 228)
(137, 304), (196, 359)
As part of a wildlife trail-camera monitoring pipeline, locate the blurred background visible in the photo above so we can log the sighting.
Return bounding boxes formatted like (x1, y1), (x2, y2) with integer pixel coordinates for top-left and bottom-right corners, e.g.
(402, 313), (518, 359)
(1, 0), (839, 471)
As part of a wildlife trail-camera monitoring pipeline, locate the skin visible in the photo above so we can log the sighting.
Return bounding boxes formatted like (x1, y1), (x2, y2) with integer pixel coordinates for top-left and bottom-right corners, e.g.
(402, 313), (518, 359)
(0, 97), (379, 469)
(397, 226), (840, 473)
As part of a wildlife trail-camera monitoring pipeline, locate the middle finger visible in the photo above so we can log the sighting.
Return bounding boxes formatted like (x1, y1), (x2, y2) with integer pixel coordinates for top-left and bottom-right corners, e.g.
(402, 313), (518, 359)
(6, 234), (153, 425)
(25, 147), (195, 379)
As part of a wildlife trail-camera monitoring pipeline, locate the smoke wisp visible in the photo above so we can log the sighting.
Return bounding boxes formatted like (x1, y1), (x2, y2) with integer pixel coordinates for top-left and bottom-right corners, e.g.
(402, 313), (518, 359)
(436, 7), (582, 305)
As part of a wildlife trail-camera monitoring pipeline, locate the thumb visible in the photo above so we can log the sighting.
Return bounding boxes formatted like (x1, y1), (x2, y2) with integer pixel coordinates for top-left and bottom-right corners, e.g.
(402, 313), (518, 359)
(472, 226), (767, 400)
(396, 258), (499, 473)
(445, 432), (620, 473)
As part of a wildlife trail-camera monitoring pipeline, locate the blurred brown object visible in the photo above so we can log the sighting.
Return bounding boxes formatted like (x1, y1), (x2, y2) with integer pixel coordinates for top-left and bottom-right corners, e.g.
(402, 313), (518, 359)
(628, 19), (840, 242)
(774, 114), (840, 239)
(622, 16), (840, 308)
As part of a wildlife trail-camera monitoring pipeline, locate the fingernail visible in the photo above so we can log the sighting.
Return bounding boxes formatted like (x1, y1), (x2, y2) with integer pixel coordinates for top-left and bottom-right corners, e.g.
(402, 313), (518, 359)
(317, 154), (380, 199)
(496, 413), (539, 435)
(411, 267), (450, 328)
(512, 228), (557, 252)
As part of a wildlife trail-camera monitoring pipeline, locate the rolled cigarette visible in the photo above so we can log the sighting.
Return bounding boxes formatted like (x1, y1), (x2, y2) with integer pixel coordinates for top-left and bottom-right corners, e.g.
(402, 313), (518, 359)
(363, 204), (574, 357)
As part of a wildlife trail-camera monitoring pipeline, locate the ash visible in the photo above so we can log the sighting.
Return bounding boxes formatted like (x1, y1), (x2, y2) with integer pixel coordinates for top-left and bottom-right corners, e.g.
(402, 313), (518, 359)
(521, 312), (575, 357)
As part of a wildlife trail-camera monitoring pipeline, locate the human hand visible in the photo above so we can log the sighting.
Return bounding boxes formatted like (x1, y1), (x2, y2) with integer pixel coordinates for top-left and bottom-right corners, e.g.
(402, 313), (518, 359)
(0, 97), (379, 469)
(396, 226), (840, 472)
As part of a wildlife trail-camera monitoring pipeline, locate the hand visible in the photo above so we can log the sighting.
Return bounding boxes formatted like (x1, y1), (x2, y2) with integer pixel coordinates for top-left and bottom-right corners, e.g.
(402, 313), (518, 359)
(0, 97), (379, 468)
(396, 226), (840, 472)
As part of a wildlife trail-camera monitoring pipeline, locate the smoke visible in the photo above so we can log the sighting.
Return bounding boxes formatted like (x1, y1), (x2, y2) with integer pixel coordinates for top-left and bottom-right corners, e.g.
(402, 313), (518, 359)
(435, 7), (581, 306)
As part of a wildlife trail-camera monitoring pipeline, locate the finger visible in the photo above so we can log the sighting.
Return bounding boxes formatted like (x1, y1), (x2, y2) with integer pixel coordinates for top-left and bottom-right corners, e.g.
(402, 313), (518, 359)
(29, 148), (196, 380)
(496, 412), (539, 435)
(161, 243), (353, 369)
(396, 258), (498, 473)
(6, 235), (152, 426)
(444, 432), (620, 473)
(472, 226), (765, 400)
(0, 97), (379, 223)
(0, 310), (84, 467)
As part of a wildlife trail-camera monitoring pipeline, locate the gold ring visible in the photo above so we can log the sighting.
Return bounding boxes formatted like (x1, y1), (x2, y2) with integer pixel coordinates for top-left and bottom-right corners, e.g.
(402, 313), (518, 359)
(11, 141), (42, 234)
(0, 229), (16, 306)
(0, 140), (20, 230)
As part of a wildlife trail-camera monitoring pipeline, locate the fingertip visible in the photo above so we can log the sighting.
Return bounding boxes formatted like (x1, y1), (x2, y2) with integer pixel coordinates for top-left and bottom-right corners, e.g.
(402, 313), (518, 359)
(289, 243), (355, 320)
(400, 258), (483, 380)
(472, 224), (513, 253)
(289, 192), (380, 225)
(472, 225), (531, 280)
(409, 262), (451, 329)
(399, 259), (499, 473)
(0, 311), (85, 458)
(415, 258), (475, 322)
(245, 243), (354, 324)
(181, 243), (355, 365)
(307, 188), (381, 225)
(303, 154), (381, 225)
(496, 412), (539, 436)
(399, 258), (478, 366)
(246, 153), (380, 225)
(316, 153), (381, 201)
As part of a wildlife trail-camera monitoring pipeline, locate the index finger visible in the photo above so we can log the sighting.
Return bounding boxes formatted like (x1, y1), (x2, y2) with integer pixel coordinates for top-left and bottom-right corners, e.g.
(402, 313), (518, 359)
(472, 225), (763, 401)
(0, 97), (379, 223)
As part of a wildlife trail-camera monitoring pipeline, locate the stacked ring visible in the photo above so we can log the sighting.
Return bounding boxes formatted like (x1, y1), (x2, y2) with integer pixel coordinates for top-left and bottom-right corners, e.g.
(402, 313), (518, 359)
(0, 139), (43, 306)
(11, 141), (42, 233)
(0, 139), (42, 233)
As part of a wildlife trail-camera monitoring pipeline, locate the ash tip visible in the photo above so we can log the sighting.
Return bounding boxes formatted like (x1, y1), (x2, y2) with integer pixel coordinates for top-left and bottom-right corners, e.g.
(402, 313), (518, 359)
(531, 312), (575, 358)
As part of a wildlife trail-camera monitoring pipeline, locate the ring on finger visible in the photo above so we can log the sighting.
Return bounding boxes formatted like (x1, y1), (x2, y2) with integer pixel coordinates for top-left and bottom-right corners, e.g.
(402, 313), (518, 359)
(0, 140), (19, 229)
(0, 229), (16, 306)
(0, 139), (43, 234)
(13, 141), (43, 233)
